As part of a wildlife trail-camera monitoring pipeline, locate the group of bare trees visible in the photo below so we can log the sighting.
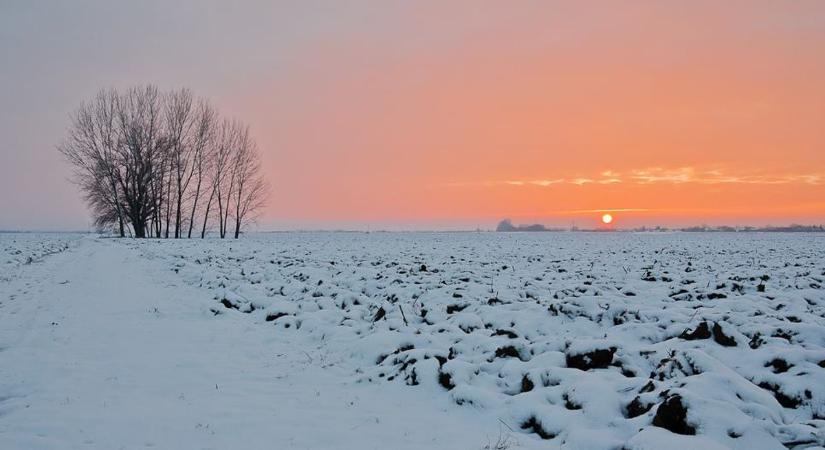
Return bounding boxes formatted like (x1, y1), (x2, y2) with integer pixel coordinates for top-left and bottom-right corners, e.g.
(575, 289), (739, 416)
(59, 85), (267, 238)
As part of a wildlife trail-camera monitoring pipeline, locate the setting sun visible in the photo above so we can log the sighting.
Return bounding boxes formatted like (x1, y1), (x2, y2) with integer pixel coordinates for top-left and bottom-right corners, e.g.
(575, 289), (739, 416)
(602, 214), (614, 225)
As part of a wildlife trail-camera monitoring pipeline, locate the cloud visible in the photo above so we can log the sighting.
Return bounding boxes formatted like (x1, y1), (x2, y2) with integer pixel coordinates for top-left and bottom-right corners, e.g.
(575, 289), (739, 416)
(628, 168), (822, 185)
(528, 179), (564, 187)
(570, 178), (595, 186)
(630, 167), (694, 184)
(453, 167), (824, 188)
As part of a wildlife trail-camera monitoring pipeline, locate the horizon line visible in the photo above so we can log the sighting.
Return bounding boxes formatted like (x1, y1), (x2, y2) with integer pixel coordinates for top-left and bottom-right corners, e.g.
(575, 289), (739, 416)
(3, 222), (825, 234)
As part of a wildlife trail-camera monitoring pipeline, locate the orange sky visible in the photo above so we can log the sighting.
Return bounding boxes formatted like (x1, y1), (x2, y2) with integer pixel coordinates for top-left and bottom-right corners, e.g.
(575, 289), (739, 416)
(230, 1), (825, 229)
(2, 1), (824, 230)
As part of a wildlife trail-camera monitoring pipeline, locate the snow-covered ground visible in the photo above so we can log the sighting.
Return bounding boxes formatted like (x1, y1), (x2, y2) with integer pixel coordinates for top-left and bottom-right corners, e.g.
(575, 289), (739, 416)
(1, 232), (824, 449)
(1, 233), (80, 270)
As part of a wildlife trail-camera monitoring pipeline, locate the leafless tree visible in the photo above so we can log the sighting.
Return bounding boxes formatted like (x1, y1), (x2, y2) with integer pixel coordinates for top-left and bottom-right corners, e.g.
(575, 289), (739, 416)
(164, 88), (196, 238)
(187, 101), (216, 238)
(60, 85), (268, 239)
(231, 125), (268, 238)
(59, 88), (126, 236)
(200, 118), (238, 239)
(215, 119), (241, 238)
(113, 85), (166, 238)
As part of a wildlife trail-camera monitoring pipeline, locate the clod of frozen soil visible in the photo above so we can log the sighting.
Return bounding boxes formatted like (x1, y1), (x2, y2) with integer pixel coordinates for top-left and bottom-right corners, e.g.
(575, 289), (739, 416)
(679, 321), (711, 340)
(493, 329), (518, 339)
(265, 312), (288, 322)
(494, 345), (523, 360)
(652, 394), (695, 435)
(711, 322), (737, 347)
(521, 416), (556, 440)
(765, 358), (791, 374)
(625, 396), (653, 418)
(520, 375), (534, 393)
(565, 346), (616, 370)
(438, 370), (455, 390)
(757, 382), (803, 409)
(220, 298), (238, 310)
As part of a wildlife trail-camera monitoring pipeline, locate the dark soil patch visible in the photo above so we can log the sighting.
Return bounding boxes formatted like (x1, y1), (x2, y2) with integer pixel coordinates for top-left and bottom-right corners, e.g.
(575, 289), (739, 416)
(765, 358), (792, 374)
(521, 416), (556, 440)
(566, 347), (615, 371)
(625, 396), (653, 418)
(265, 312), (288, 322)
(772, 329), (793, 342)
(652, 394), (695, 435)
(758, 382), (802, 409)
(563, 393), (582, 410)
(679, 322), (711, 340)
(438, 370), (455, 390)
(749, 333), (764, 349)
(639, 380), (656, 393)
(495, 345), (522, 359)
(521, 374), (534, 393)
(493, 329), (519, 339)
(220, 298), (238, 310)
(712, 323), (737, 347)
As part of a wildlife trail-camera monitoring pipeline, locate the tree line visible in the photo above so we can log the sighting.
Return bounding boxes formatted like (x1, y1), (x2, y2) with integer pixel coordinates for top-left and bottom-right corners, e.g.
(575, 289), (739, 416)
(59, 85), (267, 238)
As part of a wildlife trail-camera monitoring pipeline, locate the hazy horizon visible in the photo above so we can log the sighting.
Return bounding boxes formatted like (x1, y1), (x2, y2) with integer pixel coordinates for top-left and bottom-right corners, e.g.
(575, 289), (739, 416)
(3, 218), (823, 233)
(2, 1), (824, 231)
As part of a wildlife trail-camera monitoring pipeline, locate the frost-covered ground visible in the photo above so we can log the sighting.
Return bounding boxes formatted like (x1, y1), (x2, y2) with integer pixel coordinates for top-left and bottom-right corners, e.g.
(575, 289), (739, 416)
(1, 232), (824, 449)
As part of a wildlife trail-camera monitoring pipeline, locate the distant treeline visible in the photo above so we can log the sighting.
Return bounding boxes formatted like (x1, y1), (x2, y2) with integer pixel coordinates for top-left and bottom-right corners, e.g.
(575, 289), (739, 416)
(59, 85), (268, 239)
(496, 219), (825, 233)
(496, 219), (565, 232)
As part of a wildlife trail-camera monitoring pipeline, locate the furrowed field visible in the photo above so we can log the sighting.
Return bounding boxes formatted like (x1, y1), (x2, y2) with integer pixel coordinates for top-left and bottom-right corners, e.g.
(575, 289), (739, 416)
(2, 232), (824, 449)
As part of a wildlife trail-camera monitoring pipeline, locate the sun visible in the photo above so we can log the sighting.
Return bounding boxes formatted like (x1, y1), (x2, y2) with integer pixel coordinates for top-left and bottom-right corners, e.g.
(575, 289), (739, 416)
(601, 213), (613, 225)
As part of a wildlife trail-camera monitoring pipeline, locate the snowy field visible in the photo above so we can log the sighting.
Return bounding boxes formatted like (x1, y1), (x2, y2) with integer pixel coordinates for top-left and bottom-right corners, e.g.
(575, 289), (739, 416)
(1, 232), (824, 449)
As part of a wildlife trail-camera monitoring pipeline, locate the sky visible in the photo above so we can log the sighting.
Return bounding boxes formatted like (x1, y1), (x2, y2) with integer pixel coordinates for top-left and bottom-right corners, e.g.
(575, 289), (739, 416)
(1, 1), (824, 231)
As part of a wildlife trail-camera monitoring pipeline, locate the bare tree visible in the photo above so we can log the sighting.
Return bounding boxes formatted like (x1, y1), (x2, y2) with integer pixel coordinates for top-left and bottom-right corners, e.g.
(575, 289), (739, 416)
(218, 120), (242, 238)
(112, 85), (165, 238)
(59, 88), (126, 236)
(187, 101), (216, 238)
(202, 118), (237, 239)
(60, 85), (267, 239)
(231, 125), (268, 238)
(164, 89), (197, 238)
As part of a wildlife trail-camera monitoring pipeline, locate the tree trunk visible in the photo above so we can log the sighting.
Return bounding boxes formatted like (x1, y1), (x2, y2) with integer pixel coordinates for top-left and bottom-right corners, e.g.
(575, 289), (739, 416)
(164, 168), (172, 239)
(188, 181), (200, 239)
(175, 184), (182, 239)
(201, 185), (216, 239)
(133, 217), (146, 238)
(217, 190), (225, 238)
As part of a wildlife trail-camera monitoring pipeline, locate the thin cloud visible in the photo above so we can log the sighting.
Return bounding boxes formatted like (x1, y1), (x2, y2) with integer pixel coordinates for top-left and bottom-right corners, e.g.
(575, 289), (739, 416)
(451, 167), (824, 188)
(629, 168), (822, 185)
(570, 178), (595, 186)
(528, 179), (564, 187)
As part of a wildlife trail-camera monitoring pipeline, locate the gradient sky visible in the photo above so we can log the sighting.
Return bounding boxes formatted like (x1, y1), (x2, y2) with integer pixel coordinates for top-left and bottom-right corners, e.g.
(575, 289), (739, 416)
(2, 1), (824, 230)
